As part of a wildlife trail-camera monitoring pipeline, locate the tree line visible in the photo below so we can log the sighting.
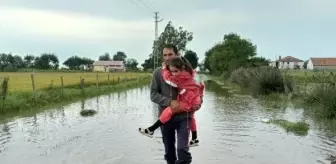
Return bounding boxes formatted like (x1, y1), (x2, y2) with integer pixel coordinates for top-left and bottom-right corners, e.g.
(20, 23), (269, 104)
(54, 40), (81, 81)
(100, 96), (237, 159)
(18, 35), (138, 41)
(0, 53), (59, 72)
(0, 51), (140, 72)
(140, 21), (269, 75)
(1, 21), (268, 73)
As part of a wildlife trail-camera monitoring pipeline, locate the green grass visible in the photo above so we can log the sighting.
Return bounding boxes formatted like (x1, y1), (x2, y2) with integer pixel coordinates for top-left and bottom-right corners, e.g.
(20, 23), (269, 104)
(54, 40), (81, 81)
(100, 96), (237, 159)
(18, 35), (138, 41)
(0, 75), (151, 120)
(206, 70), (336, 121)
(0, 72), (149, 92)
(268, 119), (310, 136)
(230, 67), (294, 96)
(304, 83), (336, 119)
(80, 109), (97, 117)
(283, 70), (336, 84)
(283, 69), (336, 76)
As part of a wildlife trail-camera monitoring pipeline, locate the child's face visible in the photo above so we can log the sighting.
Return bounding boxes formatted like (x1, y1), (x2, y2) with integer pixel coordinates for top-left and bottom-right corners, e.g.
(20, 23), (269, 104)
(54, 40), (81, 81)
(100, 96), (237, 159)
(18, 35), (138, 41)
(169, 66), (181, 76)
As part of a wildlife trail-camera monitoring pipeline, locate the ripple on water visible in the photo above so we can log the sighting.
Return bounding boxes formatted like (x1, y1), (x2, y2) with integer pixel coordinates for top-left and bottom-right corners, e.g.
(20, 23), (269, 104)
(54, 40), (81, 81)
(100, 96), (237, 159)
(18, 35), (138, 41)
(0, 86), (336, 164)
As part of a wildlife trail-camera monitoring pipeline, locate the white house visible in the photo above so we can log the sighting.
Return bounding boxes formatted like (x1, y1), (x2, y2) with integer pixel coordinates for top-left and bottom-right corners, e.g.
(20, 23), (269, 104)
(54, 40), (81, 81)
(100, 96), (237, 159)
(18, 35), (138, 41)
(92, 61), (125, 72)
(269, 56), (304, 69)
(307, 57), (336, 70)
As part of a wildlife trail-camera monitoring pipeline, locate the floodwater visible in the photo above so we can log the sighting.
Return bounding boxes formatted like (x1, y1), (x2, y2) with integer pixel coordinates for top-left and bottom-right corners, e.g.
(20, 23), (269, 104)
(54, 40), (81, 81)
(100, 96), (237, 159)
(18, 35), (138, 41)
(0, 83), (335, 164)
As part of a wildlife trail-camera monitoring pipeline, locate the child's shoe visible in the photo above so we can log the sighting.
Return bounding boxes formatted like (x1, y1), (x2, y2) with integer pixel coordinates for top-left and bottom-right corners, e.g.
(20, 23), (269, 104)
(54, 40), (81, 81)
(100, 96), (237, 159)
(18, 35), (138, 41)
(138, 128), (154, 138)
(189, 138), (199, 147)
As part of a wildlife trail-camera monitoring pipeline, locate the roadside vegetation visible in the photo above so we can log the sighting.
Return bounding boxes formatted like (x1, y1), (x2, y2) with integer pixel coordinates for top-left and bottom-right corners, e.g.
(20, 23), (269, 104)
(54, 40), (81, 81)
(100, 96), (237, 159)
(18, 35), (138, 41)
(0, 72), (151, 116)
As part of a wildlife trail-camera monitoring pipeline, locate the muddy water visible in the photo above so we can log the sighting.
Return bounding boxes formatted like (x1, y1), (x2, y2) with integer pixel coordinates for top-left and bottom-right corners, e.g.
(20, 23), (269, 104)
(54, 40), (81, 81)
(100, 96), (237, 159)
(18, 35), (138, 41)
(0, 84), (335, 164)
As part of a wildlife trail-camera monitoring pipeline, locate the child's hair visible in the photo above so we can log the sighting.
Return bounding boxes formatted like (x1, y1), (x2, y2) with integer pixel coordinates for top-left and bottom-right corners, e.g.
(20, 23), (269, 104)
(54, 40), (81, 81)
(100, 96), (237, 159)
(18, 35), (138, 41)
(168, 56), (194, 75)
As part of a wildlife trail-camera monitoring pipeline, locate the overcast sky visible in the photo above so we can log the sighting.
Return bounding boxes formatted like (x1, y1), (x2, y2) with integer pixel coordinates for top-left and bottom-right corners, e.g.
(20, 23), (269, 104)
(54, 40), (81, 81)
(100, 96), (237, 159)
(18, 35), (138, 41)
(0, 0), (335, 66)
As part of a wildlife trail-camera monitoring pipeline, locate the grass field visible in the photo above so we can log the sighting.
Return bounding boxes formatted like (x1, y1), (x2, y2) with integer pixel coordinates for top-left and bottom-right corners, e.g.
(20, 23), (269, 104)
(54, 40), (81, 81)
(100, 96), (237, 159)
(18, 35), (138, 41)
(0, 72), (152, 117)
(0, 72), (149, 92)
(282, 69), (335, 77)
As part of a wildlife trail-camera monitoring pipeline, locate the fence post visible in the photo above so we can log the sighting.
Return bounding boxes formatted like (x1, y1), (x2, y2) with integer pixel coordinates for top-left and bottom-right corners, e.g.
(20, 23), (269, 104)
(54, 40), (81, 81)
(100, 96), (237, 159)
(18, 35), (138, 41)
(80, 78), (85, 96)
(49, 80), (54, 89)
(108, 74), (110, 87)
(124, 76), (127, 87)
(1, 77), (9, 112)
(304, 71), (307, 94)
(96, 73), (99, 88)
(31, 73), (36, 99)
(118, 77), (120, 83)
(61, 76), (64, 97)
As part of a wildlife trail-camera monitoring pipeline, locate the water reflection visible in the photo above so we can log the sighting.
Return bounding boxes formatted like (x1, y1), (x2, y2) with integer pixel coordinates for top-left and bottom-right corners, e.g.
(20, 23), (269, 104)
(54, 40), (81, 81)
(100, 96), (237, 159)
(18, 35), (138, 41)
(0, 122), (11, 154)
(81, 99), (85, 111)
(96, 96), (100, 111)
(0, 83), (335, 164)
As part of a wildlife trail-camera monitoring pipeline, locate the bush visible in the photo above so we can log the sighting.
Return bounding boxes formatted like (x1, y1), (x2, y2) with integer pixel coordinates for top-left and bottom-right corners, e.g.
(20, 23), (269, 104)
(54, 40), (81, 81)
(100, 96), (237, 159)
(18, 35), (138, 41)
(304, 83), (336, 119)
(230, 66), (294, 95)
(230, 67), (255, 87)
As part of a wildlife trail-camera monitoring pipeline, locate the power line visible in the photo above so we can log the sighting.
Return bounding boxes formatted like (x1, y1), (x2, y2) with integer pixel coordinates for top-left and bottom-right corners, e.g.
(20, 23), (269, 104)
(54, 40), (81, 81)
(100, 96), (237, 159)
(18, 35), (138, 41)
(127, 0), (163, 70)
(137, 0), (154, 12)
(127, 0), (153, 14)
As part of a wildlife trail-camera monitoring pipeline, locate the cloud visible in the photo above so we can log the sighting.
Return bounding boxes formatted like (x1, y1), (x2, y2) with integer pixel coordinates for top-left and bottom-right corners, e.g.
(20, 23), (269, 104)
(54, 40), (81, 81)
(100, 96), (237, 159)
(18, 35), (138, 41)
(0, 6), (154, 43)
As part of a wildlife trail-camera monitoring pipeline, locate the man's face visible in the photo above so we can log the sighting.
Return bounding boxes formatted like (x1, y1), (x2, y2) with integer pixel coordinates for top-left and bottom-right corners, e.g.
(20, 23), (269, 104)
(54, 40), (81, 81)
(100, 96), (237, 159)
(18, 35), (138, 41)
(162, 48), (177, 64)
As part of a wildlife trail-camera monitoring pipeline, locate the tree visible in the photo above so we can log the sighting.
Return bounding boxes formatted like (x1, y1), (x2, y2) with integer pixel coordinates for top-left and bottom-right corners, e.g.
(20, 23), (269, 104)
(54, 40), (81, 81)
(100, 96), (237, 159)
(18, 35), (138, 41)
(125, 58), (138, 70)
(34, 53), (59, 70)
(204, 43), (222, 72)
(154, 21), (193, 54)
(63, 56), (94, 70)
(63, 56), (84, 70)
(142, 21), (193, 70)
(24, 55), (35, 68)
(0, 53), (11, 71)
(98, 53), (111, 61)
(113, 51), (127, 63)
(0, 53), (25, 71)
(13, 55), (24, 68)
(206, 33), (257, 74)
(246, 57), (270, 67)
(141, 55), (153, 71)
(183, 50), (199, 69)
(81, 57), (94, 70)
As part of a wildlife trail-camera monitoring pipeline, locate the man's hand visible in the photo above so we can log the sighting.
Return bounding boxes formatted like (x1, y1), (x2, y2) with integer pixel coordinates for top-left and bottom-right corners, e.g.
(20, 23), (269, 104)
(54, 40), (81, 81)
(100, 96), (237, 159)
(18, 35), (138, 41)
(170, 100), (179, 109)
(171, 106), (185, 114)
(191, 105), (201, 111)
(171, 100), (185, 114)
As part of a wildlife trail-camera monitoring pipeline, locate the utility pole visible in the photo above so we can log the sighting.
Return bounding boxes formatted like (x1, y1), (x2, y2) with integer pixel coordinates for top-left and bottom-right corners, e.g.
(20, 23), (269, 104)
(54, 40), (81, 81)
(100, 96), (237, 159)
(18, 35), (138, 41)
(153, 12), (163, 70)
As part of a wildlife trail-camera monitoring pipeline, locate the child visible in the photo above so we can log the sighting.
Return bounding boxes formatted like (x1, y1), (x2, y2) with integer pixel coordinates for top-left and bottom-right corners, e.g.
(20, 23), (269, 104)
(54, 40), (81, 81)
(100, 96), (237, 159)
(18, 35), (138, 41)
(139, 57), (204, 147)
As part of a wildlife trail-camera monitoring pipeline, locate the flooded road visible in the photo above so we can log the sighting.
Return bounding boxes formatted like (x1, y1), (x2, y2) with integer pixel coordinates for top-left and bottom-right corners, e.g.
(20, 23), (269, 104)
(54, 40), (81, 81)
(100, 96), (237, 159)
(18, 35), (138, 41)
(0, 83), (335, 164)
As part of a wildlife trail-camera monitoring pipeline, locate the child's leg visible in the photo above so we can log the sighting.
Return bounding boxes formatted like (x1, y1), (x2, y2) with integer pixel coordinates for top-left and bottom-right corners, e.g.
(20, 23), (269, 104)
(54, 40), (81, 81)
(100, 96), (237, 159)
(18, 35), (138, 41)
(138, 107), (173, 138)
(190, 116), (197, 140)
(147, 106), (173, 131)
(159, 106), (174, 124)
(189, 115), (199, 147)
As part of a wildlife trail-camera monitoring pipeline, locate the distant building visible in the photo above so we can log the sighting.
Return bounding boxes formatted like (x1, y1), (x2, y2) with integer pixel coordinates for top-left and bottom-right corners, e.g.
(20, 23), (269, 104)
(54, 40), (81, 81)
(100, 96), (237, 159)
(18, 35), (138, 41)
(269, 56), (304, 69)
(92, 61), (125, 72)
(307, 57), (336, 70)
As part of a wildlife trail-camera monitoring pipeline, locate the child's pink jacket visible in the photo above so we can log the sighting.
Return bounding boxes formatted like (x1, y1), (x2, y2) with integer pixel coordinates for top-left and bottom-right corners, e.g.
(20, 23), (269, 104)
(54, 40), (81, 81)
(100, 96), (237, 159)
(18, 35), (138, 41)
(162, 68), (204, 111)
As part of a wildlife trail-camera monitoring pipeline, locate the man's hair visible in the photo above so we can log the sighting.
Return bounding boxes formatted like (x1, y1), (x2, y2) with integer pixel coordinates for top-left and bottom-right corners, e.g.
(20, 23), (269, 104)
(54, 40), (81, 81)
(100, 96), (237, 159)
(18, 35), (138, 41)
(163, 44), (179, 55)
